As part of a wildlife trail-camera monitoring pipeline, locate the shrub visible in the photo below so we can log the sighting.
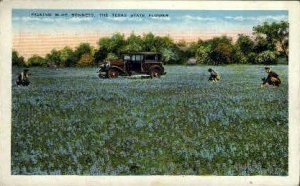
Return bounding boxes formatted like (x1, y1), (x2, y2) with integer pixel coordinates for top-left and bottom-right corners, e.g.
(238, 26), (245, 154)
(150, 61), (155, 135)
(12, 50), (26, 67)
(255, 50), (278, 65)
(247, 52), (257, 64)
(27, 55), (47, 67)
(233, 50), (247, 64)
(161, 48), (179, 64)
(60, 47), (76, 67)
(105, 53), (118, 61)
(210, 43), (234, 65)
(45, 49), (61, 67)
(195, 46), (211, 64)
(235, 34), (255, 55)
(77, 53), (94, 67)
(75, 43), (92, 60)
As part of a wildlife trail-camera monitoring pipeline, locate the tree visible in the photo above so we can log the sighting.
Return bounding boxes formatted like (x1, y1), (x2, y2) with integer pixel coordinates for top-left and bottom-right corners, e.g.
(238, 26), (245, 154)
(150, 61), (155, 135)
(176, 40), (187, 48)
(105, 53), (118, 61)
(45, 49), (61, 66)
(176, 46), (193, 64)
(206, 36), (234, 65)
(110, 33), (126, 56)
(59, 47), (75, 67)
(122, 33), (143, 53)
(142, 33), (156, 52)
(74, 43), (93, 65)
(96, 33), (126, 62)
(255, 50), (277, 65)
(154, 35), (180, 63)
(94, 47), (108, 64)
(236, 34), (255, 55)
(195, 46), (211, 64)
(77, 53), (94, 67)
(210, 43), (234, 65)
(277, 22), (289, 62)
(154, 35), (174, 51)
(253, 21), (289, 62)
(234, 35), (256, 64)
(161, 48), (179, 64)
(27, 55), (47, 67)
(12, 50), (25, 66)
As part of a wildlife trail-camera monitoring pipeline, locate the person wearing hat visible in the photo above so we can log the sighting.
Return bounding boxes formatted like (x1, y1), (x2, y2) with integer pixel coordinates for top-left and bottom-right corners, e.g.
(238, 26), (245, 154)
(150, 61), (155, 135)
(208, 68), (221, 82)
(16, 68), (31, 86)
(261, 67), (281, 87)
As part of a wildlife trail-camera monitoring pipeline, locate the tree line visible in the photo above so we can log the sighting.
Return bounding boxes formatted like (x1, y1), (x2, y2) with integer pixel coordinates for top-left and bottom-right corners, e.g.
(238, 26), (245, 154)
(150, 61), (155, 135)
(12, 21), (288, 67)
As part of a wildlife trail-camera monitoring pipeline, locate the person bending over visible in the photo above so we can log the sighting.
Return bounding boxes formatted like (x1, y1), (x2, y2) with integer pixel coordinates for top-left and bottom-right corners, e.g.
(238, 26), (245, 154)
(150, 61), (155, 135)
(261, 67), (281, 87)
(16, 69), (31, 86)
(208, 68), (221, 82)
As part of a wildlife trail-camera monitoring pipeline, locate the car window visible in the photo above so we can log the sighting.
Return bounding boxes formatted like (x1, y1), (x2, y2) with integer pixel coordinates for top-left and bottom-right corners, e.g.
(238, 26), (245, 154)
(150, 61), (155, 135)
(131, 55), (136, 61)
(145, 55), (156, 61)
(131, 55), (143, 62)
(124, 55), (131, 60)
(136, 55), (143, 61)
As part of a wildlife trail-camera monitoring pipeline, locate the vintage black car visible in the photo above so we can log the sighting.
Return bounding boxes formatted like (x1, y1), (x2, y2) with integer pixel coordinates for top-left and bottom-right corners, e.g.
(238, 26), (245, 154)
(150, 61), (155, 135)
(98, 52), (166, 78)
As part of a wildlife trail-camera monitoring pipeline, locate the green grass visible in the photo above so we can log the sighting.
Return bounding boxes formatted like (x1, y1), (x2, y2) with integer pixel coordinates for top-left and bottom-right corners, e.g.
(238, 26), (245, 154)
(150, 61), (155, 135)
(11, 65), (288, 175)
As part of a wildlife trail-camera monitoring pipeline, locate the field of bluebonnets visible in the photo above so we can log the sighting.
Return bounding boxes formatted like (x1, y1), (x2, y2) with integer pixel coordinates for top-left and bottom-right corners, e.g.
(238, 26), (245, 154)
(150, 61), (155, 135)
(11, 65), (288, 175)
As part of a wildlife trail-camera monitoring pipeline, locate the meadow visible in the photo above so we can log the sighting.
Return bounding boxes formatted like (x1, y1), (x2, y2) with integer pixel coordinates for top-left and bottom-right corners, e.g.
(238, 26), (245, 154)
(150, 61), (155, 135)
(11, 65), (288, 175)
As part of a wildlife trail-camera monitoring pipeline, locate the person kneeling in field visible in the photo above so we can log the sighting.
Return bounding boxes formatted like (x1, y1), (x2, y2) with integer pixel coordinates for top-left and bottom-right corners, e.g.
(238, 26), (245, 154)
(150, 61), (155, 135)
(16, 69), (31, 86)
(208, 68), (221, 82)
(261, 67), (281, 87)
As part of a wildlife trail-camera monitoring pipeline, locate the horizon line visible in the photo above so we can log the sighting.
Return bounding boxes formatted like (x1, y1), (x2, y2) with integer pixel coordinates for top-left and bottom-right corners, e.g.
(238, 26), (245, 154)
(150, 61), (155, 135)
(13, 32), (253, 59)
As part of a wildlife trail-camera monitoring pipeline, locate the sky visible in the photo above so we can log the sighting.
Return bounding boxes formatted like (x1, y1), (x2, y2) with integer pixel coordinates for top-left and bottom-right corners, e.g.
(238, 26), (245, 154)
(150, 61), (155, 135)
(12, 9), (288, 35)
(12, 9), (288, 58)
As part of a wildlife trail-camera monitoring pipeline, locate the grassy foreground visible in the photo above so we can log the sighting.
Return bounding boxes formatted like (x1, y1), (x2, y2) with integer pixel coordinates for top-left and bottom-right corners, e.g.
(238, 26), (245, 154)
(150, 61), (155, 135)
(11, 65), (288, 175)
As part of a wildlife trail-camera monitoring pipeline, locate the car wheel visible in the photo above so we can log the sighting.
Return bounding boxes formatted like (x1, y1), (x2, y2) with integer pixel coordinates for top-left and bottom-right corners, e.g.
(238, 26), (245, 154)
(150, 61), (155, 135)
(150, 68), (161, 78)
(108, 69), (119, 78)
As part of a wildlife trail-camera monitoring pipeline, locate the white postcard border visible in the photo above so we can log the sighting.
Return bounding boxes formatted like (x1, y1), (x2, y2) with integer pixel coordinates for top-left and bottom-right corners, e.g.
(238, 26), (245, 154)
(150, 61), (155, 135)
(0, 1), (299, 186)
